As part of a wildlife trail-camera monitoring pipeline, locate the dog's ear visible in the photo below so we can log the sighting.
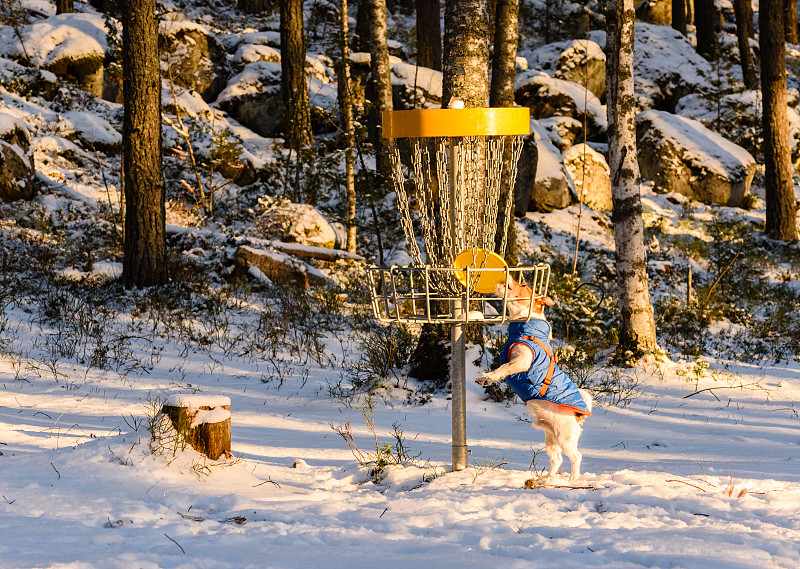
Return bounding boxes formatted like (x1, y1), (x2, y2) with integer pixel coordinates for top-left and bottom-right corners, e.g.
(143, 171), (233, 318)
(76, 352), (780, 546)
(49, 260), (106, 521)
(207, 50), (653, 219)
(535, 295), (555, 307)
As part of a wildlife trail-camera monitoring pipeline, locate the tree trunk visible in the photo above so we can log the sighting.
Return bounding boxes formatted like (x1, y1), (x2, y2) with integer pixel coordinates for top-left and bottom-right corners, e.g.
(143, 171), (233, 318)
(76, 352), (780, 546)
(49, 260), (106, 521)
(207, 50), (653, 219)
(56, 0), (75, 14)
(121, 0), (167, 288)
(785, 0), (799, 44)
(606, 0), (658, 355)
(672, 0), (687, 35)
(416, 0), (443, 70)
(733, 0), (758, 89)
(238, 0), (272, 13)
(339, 0), (357, 253)
(490, 0), (519, 264)
(162, 404), (232, 461)
(760, 0), (800, 240)
(280, 0), (314, 150)
(695, 0), (717, 60)
(365, 0), (394, 191)
(442, 0), (489, 107)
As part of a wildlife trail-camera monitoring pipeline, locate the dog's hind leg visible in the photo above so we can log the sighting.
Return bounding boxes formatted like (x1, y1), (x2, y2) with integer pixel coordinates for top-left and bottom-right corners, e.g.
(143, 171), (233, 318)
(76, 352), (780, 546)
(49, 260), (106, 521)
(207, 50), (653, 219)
(544, 431), (563, 478)
(562, 438), (582, 481)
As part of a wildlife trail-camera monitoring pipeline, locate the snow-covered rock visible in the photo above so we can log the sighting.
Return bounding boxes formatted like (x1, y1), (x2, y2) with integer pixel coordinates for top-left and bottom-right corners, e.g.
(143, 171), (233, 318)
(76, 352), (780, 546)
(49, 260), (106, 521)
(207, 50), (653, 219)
(524, 121), (575, 212)
(0, 57), (57, 99)
(56, 110), (121, 152)
(589, 23), (713, 111)
(215, 61), (282, 138)
(515, 71), (607, 138)
(254, 197), (337, 249)
(563, 143), (612, 212)
(538, 116), (583, 152)
(554, 39), (606, 100)
(0, 112), (34, 202)
(0, 13), (108, 96)
(159, 16), (227, 102)
(636, 110), (757, 207)
(391, 62), (442, 109)
(233, 44), (280, 68)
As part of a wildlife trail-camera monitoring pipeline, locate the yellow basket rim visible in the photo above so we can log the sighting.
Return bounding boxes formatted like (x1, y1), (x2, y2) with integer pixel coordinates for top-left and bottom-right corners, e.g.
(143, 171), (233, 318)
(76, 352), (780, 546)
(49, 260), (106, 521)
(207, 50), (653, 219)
(382, 107), (530, 139)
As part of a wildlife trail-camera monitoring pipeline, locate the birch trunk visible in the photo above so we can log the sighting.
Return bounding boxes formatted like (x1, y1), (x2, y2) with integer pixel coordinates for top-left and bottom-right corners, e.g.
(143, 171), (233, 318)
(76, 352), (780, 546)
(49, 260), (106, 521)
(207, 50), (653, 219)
(339, 0), (357, 253)
(121, 0), (167, 287)
(366, 0), (394, 188)
(606, 0), (658, 354)
(442, 0), (489, 107)
(760, 0), (800, 240)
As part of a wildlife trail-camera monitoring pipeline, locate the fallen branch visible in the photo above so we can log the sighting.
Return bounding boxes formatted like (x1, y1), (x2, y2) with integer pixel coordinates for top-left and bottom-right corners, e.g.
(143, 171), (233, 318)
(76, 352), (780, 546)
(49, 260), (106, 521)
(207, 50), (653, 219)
(683, 381), (770, 399)
(164, 533), (186, 554)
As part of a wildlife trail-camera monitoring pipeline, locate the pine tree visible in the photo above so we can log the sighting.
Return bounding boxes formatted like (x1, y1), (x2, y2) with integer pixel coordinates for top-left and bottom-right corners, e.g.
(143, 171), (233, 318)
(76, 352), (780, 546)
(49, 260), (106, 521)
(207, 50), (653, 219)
(121, 0), (168, 287)
(416, 0), (442, 71)
(733, 0), (757, 89)
(606, 0), (658, 354)
(785, 0), (798, 44)
(280, 0), (313, 150)
(490, 0), (519, 264)
(760, 0), (799, 240)
(695, 0), (718, 60)
(56, 0), (74, 14)
(672, 0), (687, 35)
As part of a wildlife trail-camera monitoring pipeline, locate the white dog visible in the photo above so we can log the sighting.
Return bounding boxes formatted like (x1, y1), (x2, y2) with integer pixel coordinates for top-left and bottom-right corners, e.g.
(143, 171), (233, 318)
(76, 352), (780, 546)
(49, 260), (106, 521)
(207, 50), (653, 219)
(477, 279), (593, 481)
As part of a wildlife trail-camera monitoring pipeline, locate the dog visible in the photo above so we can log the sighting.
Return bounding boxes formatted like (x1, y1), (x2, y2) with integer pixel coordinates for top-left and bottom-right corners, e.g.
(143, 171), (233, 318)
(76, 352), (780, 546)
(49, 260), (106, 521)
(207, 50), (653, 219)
(476, 278), (593, 481)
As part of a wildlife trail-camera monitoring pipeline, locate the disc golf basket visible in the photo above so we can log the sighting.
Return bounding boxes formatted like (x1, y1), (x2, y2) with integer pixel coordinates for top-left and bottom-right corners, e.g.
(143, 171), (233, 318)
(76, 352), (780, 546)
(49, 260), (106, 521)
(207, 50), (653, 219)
(366, 107), (552, 471)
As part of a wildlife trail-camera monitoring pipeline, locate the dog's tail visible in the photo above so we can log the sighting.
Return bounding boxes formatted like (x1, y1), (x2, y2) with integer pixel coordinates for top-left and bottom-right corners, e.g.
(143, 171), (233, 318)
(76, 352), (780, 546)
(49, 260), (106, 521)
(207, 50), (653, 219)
(575, 388), (593, 423)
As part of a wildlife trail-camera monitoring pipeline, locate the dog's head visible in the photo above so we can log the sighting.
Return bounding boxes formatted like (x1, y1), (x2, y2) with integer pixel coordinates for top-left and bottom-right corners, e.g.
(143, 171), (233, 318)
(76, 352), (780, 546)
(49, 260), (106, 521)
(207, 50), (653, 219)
(494, 277), (554, 320)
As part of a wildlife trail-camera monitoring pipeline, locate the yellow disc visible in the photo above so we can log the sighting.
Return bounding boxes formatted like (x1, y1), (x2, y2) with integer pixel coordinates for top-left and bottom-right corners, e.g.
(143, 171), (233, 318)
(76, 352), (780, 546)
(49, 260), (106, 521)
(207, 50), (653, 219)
(382, 107), (530, 139)
(453, 248), (508, 294)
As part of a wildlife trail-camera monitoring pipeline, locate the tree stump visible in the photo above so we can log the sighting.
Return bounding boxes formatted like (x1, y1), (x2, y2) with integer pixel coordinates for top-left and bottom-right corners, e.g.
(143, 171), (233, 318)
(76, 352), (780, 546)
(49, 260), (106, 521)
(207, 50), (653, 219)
(162, 396), (232, 460)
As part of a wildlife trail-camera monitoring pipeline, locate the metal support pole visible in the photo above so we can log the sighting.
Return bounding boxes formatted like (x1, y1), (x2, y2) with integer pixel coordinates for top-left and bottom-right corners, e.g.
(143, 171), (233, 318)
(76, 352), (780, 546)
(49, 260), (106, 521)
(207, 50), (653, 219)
(448, 135), (468, 471)
(451, 301), (468, 471)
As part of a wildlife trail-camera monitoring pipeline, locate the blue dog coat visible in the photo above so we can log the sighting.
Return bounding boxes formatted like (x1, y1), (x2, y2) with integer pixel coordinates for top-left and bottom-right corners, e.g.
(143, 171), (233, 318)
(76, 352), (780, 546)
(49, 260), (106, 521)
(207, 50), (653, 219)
(498, 320), (591, 415)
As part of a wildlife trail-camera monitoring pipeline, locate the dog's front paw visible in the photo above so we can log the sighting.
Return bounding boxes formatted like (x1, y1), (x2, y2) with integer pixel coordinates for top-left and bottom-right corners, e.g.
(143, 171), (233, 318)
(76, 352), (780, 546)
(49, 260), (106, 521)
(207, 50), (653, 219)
(477, 372), (501, 386)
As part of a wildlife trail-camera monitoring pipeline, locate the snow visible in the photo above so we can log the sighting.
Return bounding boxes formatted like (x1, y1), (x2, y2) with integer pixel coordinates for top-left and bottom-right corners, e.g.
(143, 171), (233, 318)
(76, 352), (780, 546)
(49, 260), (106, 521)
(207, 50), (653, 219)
(2, 319), (800, 568)
(0, 13), (108, 68)
(164, 395), (232, 409)
(57, 111), (122, 149)
(391, 62), (443, 100)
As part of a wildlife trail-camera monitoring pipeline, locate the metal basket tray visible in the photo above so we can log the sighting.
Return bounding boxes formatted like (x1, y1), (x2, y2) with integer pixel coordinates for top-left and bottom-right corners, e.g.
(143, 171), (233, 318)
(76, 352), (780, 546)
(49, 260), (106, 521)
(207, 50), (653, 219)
(367, 264), (551, 324)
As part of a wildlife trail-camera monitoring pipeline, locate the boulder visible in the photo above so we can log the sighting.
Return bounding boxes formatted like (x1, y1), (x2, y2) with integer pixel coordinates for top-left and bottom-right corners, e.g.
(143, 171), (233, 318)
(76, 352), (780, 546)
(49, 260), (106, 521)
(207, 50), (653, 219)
(235, 246), (331, 289)
(636, 110), (757, 207)
(254, 197), (337, 249)
(523, 121), (574, 212)
(515, 71), (607, 139)
(391, 61), (442, 109)
(562, 144), (612, 212)
(589, 23), (713, 111)
(554, 40), (606, 100)
(0, 113), (34, 202)
(636, 0), (672, 25)
(159, 17), (227, 102)
(538, 116), (583, 152)
(56, 111), (122, 153)
(233, 44), (280, 68)
(215, 62), (282, 138)
(0, 57), (58, 100)
(0, 13), (108, 97)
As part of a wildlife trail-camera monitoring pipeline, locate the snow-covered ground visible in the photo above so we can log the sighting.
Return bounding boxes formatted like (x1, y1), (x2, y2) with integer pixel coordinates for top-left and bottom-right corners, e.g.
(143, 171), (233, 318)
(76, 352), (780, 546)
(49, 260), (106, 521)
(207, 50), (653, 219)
(2, 296), (799, 568)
